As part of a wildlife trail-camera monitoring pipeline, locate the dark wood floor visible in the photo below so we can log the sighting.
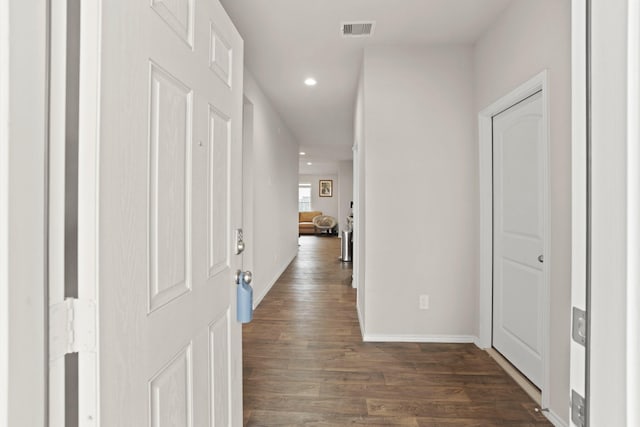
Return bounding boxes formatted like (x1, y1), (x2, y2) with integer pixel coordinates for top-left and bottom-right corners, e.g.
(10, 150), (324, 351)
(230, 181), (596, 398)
(243, 236), (551, 426)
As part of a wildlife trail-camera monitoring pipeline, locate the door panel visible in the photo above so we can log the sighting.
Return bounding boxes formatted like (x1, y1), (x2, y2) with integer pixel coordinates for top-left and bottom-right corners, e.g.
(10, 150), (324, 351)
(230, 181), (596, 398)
(501, 260), (541, 351)
(150, 0), (195, 47)
(208, 107), (231, 278)
(148, 63), (193, 312)
(86, 0), (244, 424)
(492, 91), (544, 388)
(149, 345), (193, 427)
(209, 311), (231, 426)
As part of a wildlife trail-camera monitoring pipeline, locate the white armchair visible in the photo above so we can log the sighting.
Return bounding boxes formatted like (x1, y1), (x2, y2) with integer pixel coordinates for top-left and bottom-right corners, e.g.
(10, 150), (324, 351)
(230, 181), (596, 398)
(312, 215), (337, 235)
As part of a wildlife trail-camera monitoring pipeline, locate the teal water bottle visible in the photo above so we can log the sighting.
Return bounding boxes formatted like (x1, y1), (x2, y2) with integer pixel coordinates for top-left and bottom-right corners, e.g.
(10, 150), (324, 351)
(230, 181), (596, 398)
(237, 271), (253, 323)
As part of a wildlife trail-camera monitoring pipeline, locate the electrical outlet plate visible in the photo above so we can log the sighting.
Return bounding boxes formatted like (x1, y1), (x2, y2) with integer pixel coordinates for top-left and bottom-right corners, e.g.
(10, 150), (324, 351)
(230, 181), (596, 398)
(419, 295), (429, 310)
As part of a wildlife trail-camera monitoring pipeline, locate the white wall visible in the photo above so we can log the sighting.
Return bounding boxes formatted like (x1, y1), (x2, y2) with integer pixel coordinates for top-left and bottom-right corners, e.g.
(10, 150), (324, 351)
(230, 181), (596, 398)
(0, 0), (8, 422)
(360, 45), (477, 339)
(5, 0), (48, 424)
(337, 160), (353, 232)
(244, 69), (299, 306)
(354, 65), (366, 317)
(589, 0), (638, 424)
(299, 174), (339, 219)
(474, 0), (571, 423)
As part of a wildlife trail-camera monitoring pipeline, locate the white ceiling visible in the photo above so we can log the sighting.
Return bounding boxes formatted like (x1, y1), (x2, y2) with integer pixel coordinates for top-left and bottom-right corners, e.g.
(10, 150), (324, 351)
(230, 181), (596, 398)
(219, 0), (513, 174)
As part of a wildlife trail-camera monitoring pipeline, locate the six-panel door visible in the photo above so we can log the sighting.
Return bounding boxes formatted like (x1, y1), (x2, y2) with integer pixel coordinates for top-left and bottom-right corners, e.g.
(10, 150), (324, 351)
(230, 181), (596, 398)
(94, 0), (244, 425)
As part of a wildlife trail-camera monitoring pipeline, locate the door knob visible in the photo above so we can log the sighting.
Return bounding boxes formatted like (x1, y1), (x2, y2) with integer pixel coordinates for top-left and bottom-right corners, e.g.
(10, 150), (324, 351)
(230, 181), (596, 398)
(235, 270), (252, 285)
(538, 255), (544, 263)
(242, 271), (252, 284)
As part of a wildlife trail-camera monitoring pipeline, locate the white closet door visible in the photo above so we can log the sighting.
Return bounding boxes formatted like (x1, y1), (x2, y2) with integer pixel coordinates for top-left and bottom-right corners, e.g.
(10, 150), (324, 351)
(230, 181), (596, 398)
(492, 91), (544, 388)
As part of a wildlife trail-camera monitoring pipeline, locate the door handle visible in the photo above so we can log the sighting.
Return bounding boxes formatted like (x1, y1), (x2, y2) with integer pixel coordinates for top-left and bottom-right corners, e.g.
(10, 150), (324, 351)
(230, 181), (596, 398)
(235, 270), (252, 285)
(236, 270), (253, 323)
(538, 255), (544, 263)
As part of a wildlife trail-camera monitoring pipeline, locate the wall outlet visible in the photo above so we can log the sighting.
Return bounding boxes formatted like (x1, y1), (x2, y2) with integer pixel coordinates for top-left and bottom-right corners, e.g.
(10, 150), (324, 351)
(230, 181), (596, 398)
(419, 294), (429, 310)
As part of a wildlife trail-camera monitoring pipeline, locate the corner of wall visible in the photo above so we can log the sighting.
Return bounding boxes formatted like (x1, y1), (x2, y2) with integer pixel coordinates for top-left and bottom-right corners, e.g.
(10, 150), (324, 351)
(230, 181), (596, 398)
(253, 249), (297, 309)
(356, 297), (365, 339)
(353, 54), (366, 333)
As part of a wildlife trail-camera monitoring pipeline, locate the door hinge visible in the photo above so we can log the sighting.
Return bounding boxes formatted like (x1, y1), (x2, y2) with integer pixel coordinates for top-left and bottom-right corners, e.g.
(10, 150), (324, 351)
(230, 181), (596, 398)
(571, 390), (586, 427)
(50, 298), (96, 361)
(572, 306), (587, 346)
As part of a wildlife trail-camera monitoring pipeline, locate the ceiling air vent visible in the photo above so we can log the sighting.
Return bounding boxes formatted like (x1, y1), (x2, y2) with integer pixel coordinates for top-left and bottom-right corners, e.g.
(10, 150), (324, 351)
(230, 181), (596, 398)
(341, 21), (375, 37)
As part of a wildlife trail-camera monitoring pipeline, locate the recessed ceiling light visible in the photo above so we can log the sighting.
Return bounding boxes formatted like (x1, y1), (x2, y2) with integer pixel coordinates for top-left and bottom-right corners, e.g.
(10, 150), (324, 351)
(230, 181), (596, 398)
(307, 162), (312, 165)
(304, 78), (317, 86)
(299, 151), (306, 156)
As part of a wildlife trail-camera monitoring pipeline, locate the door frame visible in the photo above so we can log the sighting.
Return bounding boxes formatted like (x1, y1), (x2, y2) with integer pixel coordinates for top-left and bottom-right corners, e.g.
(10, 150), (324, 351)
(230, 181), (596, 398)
(1, 0), (9, 421)
(626, 2), (640, 422)
(242, 96), (255, 282)
(477, 70), (551, 406)
(73, 0), (101, 422)
(569, 0), (588, 424)
(3, 0), (49, 424)
(587, 0), (640, 423)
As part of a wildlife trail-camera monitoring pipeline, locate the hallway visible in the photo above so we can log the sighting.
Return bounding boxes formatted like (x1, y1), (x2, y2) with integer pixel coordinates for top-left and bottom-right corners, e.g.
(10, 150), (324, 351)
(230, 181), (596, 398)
(242, 236), (551, 426)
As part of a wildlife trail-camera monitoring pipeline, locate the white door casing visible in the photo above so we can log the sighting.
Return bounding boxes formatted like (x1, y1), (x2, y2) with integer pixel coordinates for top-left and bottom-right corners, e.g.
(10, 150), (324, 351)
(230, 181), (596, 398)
(242, 99), (254, 278)
(478, 71), (550, 406)
(627, 2), (640, 423)
(569, 0), (587, 425)
(570, 3), (640, 424)
(492, 91), (544, 388)
(75, 0), (244, 425)
(4, 0), (49, 424)
(589, 0), (640, 424)
(0, 0), (9, 422)
(48, 0), (83, 423)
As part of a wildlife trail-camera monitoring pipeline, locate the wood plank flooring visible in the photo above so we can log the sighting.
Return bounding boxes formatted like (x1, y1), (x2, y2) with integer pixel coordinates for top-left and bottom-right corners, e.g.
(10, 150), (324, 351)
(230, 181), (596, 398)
(243, 236), (552, 426)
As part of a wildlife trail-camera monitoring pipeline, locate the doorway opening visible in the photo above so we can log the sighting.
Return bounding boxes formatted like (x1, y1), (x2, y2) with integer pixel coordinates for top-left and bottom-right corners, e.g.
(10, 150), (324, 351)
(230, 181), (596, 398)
(243, 97), (255, 278)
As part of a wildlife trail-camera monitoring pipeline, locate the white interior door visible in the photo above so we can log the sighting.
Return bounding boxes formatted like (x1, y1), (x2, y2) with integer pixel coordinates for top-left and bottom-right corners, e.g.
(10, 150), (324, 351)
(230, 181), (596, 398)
(492, 91), (544, 388)
(79, 0), (244, 425)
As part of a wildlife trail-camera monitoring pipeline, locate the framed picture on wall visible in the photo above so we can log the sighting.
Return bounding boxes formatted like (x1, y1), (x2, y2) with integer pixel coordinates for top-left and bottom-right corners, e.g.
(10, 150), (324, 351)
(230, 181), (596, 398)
(319, 179), (333, 197)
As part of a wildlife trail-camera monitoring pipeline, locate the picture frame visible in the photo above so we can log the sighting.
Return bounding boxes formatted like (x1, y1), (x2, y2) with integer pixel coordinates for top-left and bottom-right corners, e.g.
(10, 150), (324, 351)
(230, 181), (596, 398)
(319, 179), (333, 197)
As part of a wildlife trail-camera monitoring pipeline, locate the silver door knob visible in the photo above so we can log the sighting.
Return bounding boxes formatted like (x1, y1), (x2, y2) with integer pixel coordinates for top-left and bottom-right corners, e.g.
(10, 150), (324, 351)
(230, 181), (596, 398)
(242, 271), (252, 284)
(235, 270), (252, 285)
(538, 255), (544, 263)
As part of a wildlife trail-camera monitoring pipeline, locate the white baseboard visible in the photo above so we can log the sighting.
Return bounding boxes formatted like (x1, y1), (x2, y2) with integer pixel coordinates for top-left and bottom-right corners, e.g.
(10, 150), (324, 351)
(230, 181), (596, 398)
(473, 336), (484, 348)
(362, 333), (478, 343)
(356, 301), (365, 339)
(543, 409), (568, 427)
(252, 250), (297, 309)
